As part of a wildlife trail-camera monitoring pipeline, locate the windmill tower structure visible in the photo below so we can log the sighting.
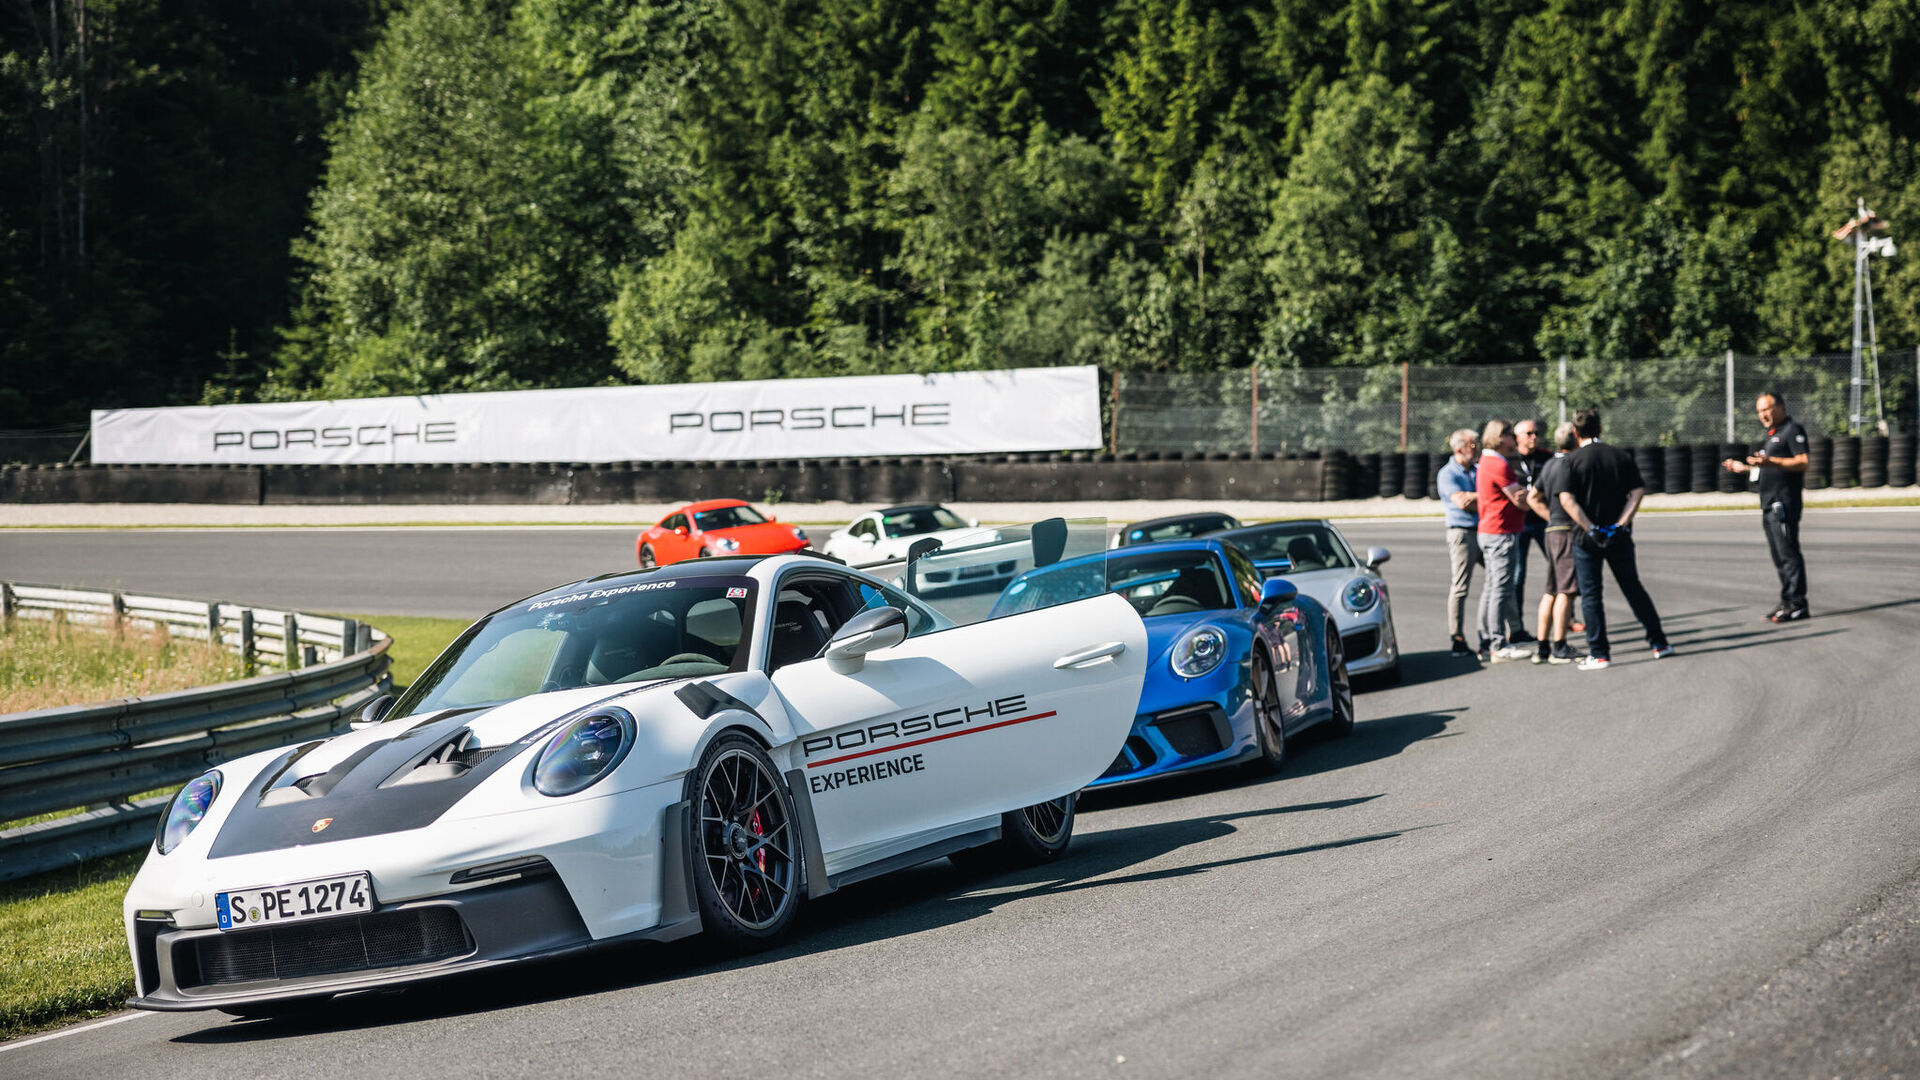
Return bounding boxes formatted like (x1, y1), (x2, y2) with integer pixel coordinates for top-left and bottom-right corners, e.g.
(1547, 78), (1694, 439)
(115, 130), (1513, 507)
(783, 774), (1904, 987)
(1832, 199), (1896, 432)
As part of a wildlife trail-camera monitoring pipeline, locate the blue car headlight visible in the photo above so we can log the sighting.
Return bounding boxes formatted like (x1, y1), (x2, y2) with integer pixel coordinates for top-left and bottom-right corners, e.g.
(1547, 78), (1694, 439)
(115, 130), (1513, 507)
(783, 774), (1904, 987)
(1170, 626), (1228, 678)
(533, 708), (636, 796)
(1342, 578), (1379, 613)
(156, 770), (221, 855)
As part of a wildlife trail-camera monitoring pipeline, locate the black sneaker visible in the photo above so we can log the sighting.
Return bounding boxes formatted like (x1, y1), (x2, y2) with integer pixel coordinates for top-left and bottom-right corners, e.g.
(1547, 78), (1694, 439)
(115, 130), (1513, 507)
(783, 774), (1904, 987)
(1764, 606), (1789, 622)
(1451, 635), (1475, 655)
(1781, 605), (1810, 622)
(1531, 641), (1550, 665)
(1510, 630), (1538, 645)
(1548, 643), (1577, 665)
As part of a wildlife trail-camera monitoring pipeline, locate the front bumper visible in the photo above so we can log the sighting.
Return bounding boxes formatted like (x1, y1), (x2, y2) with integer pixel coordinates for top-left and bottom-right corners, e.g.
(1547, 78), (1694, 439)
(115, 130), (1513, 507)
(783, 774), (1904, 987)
(1087, 702), (1255, 788)
(128, 791), (699, 1010)
(1337, 605), (1398, 675)
(132, 872), (608, 1011)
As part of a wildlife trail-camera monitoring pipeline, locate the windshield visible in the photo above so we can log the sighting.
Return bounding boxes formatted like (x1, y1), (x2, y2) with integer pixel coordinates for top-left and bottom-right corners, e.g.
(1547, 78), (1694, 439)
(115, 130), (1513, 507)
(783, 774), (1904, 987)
(882, 506), (967, 538)
(991, 547), (1234, 619)
(1226, 524), (1353, 571)
(693, 505), (768, 530)
(393, 579), (755, 717)
(1120, 515), (1236, 546)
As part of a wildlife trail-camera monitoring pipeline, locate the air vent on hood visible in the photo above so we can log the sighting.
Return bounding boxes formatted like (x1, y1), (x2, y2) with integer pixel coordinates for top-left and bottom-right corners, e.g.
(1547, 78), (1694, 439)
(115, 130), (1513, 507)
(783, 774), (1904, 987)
(385, 727), (500, 787)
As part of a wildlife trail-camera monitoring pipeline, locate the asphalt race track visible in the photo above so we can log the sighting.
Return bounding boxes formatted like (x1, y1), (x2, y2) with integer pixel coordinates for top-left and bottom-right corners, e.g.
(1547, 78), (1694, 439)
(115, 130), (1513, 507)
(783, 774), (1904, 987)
(4, 509), (1919, 1078)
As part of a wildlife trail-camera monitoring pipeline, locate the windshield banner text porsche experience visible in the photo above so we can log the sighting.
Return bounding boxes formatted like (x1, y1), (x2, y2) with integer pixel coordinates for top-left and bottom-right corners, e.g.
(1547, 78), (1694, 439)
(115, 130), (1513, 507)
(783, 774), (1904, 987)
(89, 367), (1102, 464)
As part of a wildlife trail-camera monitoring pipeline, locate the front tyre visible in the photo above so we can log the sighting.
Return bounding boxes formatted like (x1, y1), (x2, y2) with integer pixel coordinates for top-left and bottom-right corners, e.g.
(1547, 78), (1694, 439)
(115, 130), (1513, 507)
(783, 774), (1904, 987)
(1323, 626), (1355, 738)
(639, 544), (657, 569)
(1247, 648), (1288, 774)
(686, 733), (801, 952)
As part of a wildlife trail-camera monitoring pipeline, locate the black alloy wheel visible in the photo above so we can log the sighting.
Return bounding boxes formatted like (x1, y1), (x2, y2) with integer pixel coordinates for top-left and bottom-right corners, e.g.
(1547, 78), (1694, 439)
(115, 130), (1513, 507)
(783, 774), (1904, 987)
(1248, 649), (1287, 774)
(1323, 627), (1355, 737)
(951, 793), (1077, 871)
(639, 545), (657, 569)
(687, 733), (801, 951)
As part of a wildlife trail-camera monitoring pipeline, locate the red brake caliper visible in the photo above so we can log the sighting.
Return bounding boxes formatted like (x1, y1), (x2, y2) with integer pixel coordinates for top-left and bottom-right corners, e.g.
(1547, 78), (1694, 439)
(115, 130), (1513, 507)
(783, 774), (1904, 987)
(750, 810), (768, 873)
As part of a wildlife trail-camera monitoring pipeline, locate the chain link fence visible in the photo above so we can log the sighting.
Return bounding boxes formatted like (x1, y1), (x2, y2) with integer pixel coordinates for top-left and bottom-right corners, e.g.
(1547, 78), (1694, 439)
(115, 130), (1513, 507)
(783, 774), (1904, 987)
(1114, 349), (1920, 455)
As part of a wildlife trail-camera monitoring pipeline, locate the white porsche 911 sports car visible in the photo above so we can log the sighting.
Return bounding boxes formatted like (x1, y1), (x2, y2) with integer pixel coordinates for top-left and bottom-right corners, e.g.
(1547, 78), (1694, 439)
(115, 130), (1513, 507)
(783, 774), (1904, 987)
(125, 544), (1146, 1013)
(819, 504), (1014, 588)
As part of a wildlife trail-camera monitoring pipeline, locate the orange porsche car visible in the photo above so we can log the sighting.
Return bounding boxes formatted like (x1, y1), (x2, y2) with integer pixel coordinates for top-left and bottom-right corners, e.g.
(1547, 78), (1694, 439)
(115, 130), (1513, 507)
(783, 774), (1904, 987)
(636, 499), (810, 568)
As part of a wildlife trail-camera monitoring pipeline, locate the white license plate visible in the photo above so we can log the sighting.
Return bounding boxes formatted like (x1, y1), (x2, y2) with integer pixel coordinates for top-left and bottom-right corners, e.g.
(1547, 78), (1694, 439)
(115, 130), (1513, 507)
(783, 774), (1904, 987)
(216, 872), (374, 931)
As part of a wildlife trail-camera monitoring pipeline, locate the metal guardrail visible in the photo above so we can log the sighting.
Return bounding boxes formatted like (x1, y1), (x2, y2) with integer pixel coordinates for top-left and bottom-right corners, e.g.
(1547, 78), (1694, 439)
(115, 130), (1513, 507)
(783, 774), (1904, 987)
(0, 582), (393, 883)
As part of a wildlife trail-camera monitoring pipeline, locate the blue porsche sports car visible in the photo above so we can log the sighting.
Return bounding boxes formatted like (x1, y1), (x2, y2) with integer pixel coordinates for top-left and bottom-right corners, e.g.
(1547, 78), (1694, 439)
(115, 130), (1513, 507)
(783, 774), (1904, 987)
(988, 538), (1354, 786)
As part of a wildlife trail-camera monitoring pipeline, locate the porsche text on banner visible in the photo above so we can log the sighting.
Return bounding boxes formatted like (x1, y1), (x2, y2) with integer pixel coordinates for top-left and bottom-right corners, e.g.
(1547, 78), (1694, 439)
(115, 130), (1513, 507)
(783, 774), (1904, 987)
(89, 367), (1103, 464)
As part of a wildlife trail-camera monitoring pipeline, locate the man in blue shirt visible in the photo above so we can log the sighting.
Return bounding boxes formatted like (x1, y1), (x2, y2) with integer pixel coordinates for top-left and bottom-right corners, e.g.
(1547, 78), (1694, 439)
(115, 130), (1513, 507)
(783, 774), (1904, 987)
(1437, 428), (1481, 654)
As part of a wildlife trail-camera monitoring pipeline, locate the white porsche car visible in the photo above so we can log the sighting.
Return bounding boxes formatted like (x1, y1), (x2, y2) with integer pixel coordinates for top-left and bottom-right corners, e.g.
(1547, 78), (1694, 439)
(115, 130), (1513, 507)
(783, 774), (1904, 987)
(820, 504), (1013, 586)
(125, 544), (1146, 1013)
(1209, 520), (1400, 679)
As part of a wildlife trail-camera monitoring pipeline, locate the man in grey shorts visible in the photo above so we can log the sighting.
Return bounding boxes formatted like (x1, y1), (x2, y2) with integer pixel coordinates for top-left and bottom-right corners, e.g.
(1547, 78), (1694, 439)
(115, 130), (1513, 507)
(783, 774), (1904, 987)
(1527, 422), (1582, 663)
(1437, 429), (1481, 655)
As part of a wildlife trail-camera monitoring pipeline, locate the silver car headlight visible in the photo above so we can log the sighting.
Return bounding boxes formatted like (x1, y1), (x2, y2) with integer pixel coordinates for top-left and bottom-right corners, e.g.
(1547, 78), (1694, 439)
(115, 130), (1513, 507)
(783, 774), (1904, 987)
(790, 526), (808, 542)
(713, 537), (741, 552)
(1342, 578), (1379, 613)
(156, 770), (222, 855)
(533, 708), (636, 796)
(1170, 626), (1228, 678)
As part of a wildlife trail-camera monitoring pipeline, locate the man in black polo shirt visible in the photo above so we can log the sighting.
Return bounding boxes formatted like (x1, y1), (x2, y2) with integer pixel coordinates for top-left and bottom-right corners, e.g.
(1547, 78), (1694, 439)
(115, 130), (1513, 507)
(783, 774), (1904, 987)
(1721, 392), (1810, 621)
(1556, 409), (1673, 671)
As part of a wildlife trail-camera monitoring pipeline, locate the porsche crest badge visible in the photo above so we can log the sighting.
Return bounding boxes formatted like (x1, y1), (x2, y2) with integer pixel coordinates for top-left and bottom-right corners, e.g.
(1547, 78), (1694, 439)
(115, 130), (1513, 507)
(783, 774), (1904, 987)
(312, 817), (334, 833)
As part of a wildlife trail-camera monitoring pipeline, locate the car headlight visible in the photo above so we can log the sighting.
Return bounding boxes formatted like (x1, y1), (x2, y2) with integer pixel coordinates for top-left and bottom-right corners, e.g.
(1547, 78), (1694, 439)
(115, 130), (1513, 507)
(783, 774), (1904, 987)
(1342, 578), (1379, 613)
(1170, 626), (1228, 678)
(156, 770), (221, 855)
(713, 537), (741, 552)
(533, 708), (636, 796)
(791, 526), (808, 542)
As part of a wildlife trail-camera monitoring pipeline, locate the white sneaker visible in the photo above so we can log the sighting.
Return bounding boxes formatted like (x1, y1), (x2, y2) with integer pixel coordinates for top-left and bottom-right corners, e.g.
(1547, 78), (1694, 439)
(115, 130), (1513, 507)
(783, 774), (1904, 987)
(1651, 645), (1674, 659)
(1492, 645), (1533, 662)
(1576, 656), (1610, 671)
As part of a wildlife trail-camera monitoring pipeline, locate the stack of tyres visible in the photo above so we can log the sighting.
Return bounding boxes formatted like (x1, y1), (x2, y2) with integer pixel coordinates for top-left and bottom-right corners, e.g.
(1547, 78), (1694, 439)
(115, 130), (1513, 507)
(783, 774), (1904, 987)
(1632, 446), (1663, 494)
(1357, 452), (1383, 500)
(1717, 443), (1746, 493)
(1663, 445), (1691, 495)
(1890, 433), (1917, 488)
(1691, 443), (1721, 492)
(1405, 452), (1433, 499)
(1832, 435), (1861, 488)
(1378, 453), (1405, 498)
(1860, 435), (1889, 488)
(1806, 436), (1832, 489)
(1321, 450), (1356, 501)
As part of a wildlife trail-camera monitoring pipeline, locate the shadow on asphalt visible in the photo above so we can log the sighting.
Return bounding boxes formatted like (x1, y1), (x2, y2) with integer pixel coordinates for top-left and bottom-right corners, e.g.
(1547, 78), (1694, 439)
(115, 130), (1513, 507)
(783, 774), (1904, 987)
(1360, 648), (1480, 693)
(175, 793), (1438, 1043)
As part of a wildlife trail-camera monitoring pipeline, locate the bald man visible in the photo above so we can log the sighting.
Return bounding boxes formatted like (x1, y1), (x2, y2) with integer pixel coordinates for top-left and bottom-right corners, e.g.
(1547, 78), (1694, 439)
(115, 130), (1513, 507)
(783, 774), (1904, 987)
(1722, 391), (1809, 621)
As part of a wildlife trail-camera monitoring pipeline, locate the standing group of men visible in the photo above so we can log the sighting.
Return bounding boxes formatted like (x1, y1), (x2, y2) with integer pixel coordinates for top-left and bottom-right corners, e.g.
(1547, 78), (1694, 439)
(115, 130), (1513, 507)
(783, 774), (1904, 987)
(1440, 409), (1672, 671)
(1438, 393), (1812, 670)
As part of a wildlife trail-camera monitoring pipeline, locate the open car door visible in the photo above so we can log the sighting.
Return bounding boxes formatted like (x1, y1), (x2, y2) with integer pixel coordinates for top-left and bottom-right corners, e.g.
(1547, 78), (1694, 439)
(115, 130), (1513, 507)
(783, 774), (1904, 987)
(768, 525), (1142, 882)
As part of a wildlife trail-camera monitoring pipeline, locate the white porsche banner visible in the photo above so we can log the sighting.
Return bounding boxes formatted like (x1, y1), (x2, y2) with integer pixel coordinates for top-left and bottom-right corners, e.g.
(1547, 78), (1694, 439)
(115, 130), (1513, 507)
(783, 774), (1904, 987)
(90, 367), (1103, 464)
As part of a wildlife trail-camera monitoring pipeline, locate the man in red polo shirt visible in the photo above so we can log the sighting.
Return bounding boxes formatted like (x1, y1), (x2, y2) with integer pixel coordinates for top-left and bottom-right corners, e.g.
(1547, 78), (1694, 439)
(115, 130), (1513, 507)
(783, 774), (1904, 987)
(1476, 419), (1531, 661)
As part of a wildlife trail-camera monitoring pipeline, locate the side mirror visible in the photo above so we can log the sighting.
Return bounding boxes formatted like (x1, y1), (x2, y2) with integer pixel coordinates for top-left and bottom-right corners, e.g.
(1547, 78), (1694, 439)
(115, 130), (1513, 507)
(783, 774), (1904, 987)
(1258, 578), (1298, 610)
(903, 536), (942, 595)
(968, 517), (980, 527)
(1366, 546), (1391, 570)
(674, 526), (688, 537)
(352, 693), (395, 730)
(823, 606), (908, 674)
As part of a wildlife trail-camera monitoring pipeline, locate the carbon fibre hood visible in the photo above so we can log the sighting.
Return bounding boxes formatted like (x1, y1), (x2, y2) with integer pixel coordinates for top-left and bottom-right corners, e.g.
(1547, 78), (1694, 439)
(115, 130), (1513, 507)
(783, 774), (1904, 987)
(205, 683), (669, 858)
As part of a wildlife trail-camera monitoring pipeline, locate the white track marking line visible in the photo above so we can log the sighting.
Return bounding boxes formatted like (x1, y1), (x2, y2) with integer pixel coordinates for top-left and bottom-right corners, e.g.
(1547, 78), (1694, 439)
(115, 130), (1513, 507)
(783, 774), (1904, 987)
(0, 1011), (149, 1053)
